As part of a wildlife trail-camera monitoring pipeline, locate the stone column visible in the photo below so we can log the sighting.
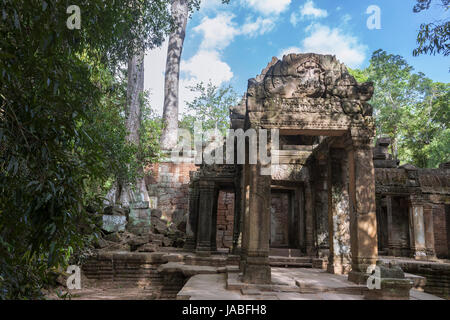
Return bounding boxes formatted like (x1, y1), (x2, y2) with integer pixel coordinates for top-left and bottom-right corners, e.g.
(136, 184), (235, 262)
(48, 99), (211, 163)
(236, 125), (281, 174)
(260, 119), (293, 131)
(297, 186), (306, 253)
(314, 156), (329, 256)
(408, 197), (427, 260)
(424, 205), (436, 259)
(196, 180), (215, 256)
(184, 176), (199, 250)
(232, 167), (243, 254)
(239, 163), (250, 272)
(304, 178), (316, 256)
(210, 187), (219, 252)
(345, 130), (378, 284)
(241, 163), (271, 284)
(327, 148), (351, 275)
(375, 195), (384, 251)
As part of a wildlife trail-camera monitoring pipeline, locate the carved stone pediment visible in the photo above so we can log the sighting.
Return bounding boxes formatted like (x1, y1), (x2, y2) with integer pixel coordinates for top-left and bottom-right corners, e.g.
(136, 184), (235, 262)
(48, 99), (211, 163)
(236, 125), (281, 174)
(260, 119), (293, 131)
(263, 54), (327, 99)
(246, 53), (375, 129)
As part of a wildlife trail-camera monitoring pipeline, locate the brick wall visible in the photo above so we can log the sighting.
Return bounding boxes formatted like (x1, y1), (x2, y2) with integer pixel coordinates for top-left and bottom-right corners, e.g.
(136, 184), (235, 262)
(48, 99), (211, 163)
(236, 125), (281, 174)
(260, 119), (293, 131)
(216, 191), (235, 249)
(145, 161), (197, 223)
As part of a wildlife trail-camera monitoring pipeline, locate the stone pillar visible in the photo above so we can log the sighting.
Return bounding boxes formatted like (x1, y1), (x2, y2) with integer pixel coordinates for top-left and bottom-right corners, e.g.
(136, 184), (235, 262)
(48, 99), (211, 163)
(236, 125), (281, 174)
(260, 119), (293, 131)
(184, 175), (199, 250)
(241, 163), (271, 284)
(239, 163), (250, 272)
(345, 131), (378, 284)
(297, 186), (306, 253)
(210, 187), (219, 252)
(232, 167), (243, 254)
(375, 195), (384, 251)
(304, 179), (316, 256)
(408, 197), (427, 260)
(314, 156), (329, 256)
(327, 149), (351, 275)
(128, 199), (151, 235)
(196, 180), (215, 256)
(424, 205), (436, 259)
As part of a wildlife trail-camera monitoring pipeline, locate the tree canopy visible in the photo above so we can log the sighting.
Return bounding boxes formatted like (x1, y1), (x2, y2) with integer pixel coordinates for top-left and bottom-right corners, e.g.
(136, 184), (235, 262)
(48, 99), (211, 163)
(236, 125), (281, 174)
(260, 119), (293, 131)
(180, 81), (238, 138)
(0, 0), (172, 299)
(349, 49), (449, 168)
(412, 0), (450, 57)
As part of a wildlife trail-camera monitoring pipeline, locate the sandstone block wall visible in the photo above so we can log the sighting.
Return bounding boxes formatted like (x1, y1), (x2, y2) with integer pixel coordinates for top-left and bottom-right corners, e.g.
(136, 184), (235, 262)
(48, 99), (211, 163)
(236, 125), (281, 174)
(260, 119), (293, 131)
(216, 191), (235, 249)
(433, 204), (449, 258)
(270, 193), (290, 247)
(146, 162), (197, 223)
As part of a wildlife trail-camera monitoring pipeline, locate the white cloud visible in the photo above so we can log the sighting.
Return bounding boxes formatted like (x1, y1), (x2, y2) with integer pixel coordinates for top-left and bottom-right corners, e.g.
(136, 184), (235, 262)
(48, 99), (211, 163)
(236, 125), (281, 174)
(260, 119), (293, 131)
(181, 50), (233, 86)
(279, 24), (367, 68)
(341, 14), (352, 24)
(199, 0), (224, 12)
(180, 50), (234, 112)
(290, 13), (299, 27)
(145, 11), (278, 117)
(194, 13), (240, 51)
(291, 0), (328, 26)
(279, 46), (302, 58)
(301, 0), (328, 19)
(241, 16), (276, 37)
(241, 0), (291, 16)
(144, 45), (234, 116)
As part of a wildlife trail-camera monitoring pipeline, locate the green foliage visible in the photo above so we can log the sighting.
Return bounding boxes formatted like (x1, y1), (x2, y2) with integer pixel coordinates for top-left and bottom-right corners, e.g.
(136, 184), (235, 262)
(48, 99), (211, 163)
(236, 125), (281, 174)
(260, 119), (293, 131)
(412, 0), (450, 57)
(352, 50), (450, 168)
(366, 50), (416, 157)
(0, 0), (172, 299)
(399, 80), (450, 167)
(347, 68), (369, 83)
(181, 82), (238, 137)
(139, 91), (164, 167)
(188, 0), (231, 15)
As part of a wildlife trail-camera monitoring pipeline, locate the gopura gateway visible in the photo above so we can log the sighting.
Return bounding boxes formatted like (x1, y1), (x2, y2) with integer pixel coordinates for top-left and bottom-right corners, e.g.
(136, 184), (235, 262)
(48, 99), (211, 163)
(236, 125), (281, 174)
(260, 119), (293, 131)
(84, 54), (449, 300)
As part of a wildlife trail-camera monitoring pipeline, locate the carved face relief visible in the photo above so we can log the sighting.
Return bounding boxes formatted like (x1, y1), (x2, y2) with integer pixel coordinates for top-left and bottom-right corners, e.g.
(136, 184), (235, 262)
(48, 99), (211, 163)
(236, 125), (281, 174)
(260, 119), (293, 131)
(294, 60), (325, 97)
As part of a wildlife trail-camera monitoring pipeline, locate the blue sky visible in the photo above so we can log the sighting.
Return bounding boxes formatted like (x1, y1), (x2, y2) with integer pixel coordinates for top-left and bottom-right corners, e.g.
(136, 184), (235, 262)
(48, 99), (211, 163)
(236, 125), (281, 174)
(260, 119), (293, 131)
(144, 0), (449, 116)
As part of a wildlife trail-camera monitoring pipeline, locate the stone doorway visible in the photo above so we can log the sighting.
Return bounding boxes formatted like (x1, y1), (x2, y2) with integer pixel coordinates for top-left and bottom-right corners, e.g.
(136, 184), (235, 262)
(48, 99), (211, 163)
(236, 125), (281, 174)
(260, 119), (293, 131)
(270, 191), (291, 248)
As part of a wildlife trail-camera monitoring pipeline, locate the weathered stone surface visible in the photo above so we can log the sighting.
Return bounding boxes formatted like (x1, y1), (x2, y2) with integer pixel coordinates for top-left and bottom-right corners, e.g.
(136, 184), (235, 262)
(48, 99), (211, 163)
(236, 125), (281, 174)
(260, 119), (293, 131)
(152, 217), (169, 234)
(128, 201), (151, 235)
(151, 209), (162, 219)
(102, 215), (127, 233)
(104, 232), (121, 243)
(103, 206), (128, 216)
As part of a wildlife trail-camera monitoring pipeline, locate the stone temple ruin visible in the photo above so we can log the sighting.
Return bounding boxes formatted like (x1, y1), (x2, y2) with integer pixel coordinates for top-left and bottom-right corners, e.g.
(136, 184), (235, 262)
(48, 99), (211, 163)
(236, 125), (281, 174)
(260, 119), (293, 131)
(82, 54), (450, 300)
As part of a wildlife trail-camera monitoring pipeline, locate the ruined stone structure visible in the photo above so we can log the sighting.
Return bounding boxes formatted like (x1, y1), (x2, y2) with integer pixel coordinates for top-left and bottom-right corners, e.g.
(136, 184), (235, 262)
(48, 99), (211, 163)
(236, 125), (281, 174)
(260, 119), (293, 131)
(374, 144), (450, 260)
(80, 54), (449, 300)
(186, 54), (379, 284)
(184, 54), (449, 288)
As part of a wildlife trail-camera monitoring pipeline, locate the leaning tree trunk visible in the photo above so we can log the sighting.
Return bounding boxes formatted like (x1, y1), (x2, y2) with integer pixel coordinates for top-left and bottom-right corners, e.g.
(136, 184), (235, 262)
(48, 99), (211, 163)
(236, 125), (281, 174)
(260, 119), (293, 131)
(159, 0), (189, 151)
(118, 50), (150, 207)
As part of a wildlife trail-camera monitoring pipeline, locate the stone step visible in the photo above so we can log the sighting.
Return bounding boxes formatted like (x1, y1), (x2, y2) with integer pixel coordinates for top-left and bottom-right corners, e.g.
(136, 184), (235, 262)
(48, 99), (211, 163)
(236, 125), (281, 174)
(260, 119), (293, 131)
(270, 262), (313, 268)
(269, 248), (303, 257)
(269, 256), (312, 268)
(294, 269), (367, 295)
(405, 273), (426, 291)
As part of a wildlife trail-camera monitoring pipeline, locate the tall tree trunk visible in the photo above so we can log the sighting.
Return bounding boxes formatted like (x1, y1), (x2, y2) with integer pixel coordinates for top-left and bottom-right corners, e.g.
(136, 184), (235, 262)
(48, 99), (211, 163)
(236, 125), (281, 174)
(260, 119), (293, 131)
(160, 0), (189, 151)
(118, 50), (150, 207)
